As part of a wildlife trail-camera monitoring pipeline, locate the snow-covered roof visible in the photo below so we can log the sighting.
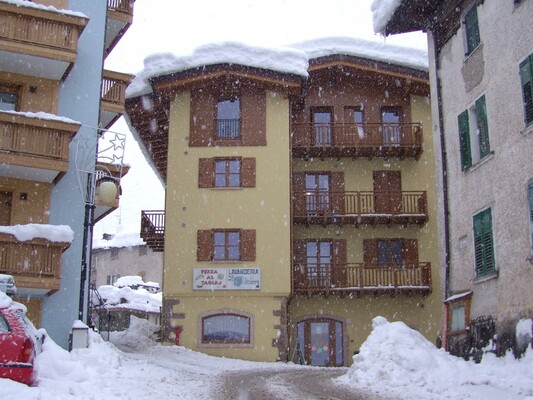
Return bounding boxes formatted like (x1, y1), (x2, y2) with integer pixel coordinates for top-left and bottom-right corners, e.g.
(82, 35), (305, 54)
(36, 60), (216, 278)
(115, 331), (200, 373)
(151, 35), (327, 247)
(371, 0), (403, 34)
(126, 37), (428, 99)
(126, 41), (310, 98)
(93, 229), (145, 250)
(444, 291), (473, 303)
(0, 0), (88, 19)
(98, 278), (161, 314)
(292, 36), (428, 72)
(114, 276), (159, 291)
(0, 224), (74, 243)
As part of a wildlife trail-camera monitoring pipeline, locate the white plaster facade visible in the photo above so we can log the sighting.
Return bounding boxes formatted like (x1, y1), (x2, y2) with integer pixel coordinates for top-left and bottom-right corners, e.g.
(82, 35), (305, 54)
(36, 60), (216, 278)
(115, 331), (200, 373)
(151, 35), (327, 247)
(91, 245), (163, 288)
(426, 0), (533, 337)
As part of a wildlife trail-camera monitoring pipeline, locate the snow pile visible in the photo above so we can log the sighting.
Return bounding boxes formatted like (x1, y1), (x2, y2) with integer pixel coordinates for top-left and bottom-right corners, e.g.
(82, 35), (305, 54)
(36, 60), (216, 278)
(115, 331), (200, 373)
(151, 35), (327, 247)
(0, 224), (74, 243)
(292, 36), (428, 71)
(127, 42), (309, 98)
(92, 227), (145, 249)
(341, 316), (533, 400)
(0, 289), (13, 308)
(98, 277), (161, 313)
(1, 0), (88, 18)
(108, 316), (160, 352)
(371, 0), (402, 34)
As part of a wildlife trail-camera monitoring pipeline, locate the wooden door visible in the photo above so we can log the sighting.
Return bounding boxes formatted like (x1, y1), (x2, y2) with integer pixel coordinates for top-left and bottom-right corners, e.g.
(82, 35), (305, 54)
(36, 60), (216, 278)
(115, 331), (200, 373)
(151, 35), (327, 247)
(0, 191), (12, 225)
(297, 318), (344, 367)
(373, 171), (402, 213)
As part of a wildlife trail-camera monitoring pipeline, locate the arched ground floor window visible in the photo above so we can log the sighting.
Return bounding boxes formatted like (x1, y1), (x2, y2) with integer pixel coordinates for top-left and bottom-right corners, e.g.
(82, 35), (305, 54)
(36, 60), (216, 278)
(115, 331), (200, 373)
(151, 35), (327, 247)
(198, 309), (254, 348)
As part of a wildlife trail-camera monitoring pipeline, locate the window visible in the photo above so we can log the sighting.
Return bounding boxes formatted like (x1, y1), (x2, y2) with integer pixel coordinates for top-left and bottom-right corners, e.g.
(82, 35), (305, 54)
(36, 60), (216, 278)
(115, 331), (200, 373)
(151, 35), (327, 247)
(311, 108), (333, 146)
(305, 173), (330, 215)
(464, 3), (480, 56)
(377, 239), (403, 265)
(197, 229), (256, 262)
(306, 241), (332, 287)
(458, 95), (490, 170)
(450, 304), (466, 332)
(214, 230), (240, 260)
(381, 107), (402, 145)
(520, 54), (533, 126)
(198, 157), (255, 188)
(199, 310), (253, 347)
(217, 98), (240, 139)
(106, 274), (120, 285)
(0, 85), (18, 111)
(473, 208), (495, 277)
(527, 182), (533, 251)
(215, 159), (240, 187)
(0, 314), (10, 333)
(344, 106), (365, 138)
(110, 248), (119, 260)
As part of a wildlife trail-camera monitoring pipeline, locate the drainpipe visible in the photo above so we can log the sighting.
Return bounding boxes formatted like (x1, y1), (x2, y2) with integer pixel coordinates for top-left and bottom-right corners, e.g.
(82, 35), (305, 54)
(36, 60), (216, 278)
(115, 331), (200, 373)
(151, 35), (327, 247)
(431, 31), (452, 349)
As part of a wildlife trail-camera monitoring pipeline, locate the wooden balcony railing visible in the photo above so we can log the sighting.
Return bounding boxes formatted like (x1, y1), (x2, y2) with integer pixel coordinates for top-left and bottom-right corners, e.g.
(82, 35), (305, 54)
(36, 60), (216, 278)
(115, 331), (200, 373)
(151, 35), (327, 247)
(293, 262), (432, 294)
(293, 191), (428, 225)
(107, 0), (134, 16)
(0, 111), (80, 181)
(292, 122), (423, 159)
(140, 210), (165, 252)
(100, 70), (133, 129)
(0, 232), (71, 292)
(0, 2), (88, 62)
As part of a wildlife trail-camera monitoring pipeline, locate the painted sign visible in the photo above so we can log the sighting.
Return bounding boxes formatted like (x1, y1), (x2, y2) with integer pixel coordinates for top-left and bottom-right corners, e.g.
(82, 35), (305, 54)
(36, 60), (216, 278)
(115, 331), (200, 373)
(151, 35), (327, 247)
(193, 267), (261, 290)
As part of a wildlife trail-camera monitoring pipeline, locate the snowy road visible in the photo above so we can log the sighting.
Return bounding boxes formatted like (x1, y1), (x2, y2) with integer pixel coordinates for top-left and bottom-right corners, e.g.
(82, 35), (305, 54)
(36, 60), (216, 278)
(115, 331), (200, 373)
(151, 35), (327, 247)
(216, 368), (392, 400)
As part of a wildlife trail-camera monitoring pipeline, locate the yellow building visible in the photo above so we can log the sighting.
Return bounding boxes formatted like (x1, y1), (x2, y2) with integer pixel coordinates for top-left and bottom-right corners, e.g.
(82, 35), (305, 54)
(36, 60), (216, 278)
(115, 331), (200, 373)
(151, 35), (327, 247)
(0, 0), (133, 347)
(127, 39), (442, 366)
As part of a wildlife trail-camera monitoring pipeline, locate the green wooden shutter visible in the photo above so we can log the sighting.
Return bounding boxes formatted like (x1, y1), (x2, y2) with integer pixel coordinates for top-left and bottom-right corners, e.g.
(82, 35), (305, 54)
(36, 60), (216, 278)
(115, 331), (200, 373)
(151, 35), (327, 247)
(473, 208), (495, 277)
(475, 95), (490, 159)
(458, 111), (472, 170)
(465, 5), (480, 55)
(520, 55), (533, 126)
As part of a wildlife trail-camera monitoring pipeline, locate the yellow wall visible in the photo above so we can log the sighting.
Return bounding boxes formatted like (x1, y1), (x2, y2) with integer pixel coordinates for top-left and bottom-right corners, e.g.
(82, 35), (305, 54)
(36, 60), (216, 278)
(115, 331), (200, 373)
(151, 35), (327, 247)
(163, 90), (292, 361)
(0, 72), (59, 114)
(290, 94), (442, 364)
(0, 177), (51, 224)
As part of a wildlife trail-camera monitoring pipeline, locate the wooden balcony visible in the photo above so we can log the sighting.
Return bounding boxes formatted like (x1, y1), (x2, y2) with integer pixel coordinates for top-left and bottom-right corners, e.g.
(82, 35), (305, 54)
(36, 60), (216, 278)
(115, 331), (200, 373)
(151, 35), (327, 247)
(140, 210), (165, 252)
(293, 191), (428, 226)
(100, 69), (134, 130)
(291, 122), (423, 159)
(293, 262), (432, 295)
(0, 232), (71, 294)
(0, 1), (88, 80)
(105, 0), (135, 58)
(0, 111), (80, 183)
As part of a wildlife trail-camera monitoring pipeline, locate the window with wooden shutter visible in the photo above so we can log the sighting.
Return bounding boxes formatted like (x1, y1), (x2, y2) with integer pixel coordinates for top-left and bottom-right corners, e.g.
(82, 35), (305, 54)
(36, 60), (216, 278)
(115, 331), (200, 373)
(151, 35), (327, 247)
(292, 239), (307, 290)
(520, 54), (533, 126)
(363, 239), (378, 265)
(473, 208), (495, 277)
(332, 239), (347, 287)
(241, 158), (256, 188)
(458, 110), (472, 170)
(475, 95), (490, 158)
(292, 172), (306, 216)
(240, 229), (256, 261)
(199, 158), (215, 188)
(197, 230), (214, 261)
(190, 89), (216, 147)
(464, 4), (480, 56)
(330, 172), (345, 215)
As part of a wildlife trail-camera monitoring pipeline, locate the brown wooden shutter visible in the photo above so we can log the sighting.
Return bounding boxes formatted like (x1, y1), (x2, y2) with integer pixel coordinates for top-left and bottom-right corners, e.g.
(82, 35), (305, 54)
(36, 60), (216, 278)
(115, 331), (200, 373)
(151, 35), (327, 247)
(292, 172), (306, 216)
(198, 158), (214, 188)
(240, 229), (256, 261)
(197, 230), (213, 261)
(189, 89), (216, 147)
(402, 239), (419, 266)
(330, 171), (345, 215)
(363, 239), (378, 265)
(241, 158), (256, 187)
(293, 239), (307, 290)
(332, 239), (347, 287)
(241, 90), (266, 146)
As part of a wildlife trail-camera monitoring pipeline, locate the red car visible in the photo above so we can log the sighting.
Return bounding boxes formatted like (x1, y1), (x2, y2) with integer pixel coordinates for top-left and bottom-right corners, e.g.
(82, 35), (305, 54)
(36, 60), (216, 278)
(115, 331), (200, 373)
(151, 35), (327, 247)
(0, 305), (39, 385)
